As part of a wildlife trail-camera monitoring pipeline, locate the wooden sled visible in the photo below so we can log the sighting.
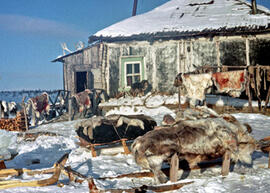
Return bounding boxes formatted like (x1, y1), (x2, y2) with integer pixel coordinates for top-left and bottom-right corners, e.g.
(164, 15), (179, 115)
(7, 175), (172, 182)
(78, 137), (132, 157)
(88, 177), (193, 193)
(0, 153), (68, 189)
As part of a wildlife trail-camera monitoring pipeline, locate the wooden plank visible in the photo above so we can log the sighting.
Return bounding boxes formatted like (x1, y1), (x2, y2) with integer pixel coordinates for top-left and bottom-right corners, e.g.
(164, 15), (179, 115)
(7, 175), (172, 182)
(170, 153), (179, 182)
(90, 144), (97, 157)
(221, 150), (231, 176)
(0, 153), (68, 189)
(121, 139), (131, 155)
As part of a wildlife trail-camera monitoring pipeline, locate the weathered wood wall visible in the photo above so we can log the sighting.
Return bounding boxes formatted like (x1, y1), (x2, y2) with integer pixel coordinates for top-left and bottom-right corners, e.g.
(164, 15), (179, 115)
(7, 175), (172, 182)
(62, 44), (102, 95)
(104, 34), (270, 96)
(59, 34), (270, 97)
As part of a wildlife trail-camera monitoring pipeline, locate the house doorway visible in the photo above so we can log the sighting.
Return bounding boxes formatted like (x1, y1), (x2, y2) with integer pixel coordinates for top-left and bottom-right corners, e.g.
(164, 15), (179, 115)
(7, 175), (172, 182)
(76, 71), (87, 93)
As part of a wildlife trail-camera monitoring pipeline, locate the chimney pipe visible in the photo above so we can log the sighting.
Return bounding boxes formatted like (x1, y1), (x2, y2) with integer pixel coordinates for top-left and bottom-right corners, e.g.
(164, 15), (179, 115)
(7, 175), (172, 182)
(132, 0), (138, 16)
(251, 0), (257, 14)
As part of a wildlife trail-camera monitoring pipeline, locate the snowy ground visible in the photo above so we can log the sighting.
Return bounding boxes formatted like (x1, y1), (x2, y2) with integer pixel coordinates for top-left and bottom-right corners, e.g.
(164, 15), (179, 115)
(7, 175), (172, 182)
(1, 95), (270, 193)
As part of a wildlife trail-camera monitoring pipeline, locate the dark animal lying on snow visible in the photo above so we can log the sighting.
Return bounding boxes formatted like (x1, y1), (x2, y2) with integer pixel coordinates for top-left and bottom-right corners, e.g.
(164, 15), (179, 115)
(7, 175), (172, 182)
(130, 80), (152, 97)
(76, 114), (156, 144)
(131, 107), (256, 184)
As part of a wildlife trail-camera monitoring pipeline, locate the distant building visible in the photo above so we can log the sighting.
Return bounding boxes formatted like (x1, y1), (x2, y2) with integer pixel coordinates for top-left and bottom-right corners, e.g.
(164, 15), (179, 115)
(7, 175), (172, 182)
(53, 0), (270, 97)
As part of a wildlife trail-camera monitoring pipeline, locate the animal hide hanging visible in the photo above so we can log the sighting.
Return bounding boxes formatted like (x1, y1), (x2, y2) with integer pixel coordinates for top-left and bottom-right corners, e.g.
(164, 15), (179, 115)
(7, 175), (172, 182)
(212, 70), (246, 98)
(255, 67), (262, 97)
(32, 93), (50, 113)
(267, 69), (270, 82)
(181, 73), (213, 101)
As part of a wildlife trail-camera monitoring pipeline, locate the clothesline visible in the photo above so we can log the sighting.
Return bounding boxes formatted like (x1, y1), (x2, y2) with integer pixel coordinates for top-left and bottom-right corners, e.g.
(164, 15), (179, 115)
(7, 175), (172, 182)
(199, 65), (270, 70)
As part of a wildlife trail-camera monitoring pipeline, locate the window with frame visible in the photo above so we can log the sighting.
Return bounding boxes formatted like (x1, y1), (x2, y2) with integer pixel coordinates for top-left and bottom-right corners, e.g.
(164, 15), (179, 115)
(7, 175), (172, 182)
(121, 56), (144, 89)
(126, 62), (141, 86)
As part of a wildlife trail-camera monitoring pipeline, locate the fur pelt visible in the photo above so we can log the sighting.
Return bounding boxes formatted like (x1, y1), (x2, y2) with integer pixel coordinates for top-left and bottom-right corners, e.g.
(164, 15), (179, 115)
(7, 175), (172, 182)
(131, 107), (256, 184)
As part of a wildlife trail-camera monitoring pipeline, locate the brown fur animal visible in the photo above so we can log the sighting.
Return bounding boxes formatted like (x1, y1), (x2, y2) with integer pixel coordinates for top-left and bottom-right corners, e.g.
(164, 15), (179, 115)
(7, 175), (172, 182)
(131, 112), (255, 184)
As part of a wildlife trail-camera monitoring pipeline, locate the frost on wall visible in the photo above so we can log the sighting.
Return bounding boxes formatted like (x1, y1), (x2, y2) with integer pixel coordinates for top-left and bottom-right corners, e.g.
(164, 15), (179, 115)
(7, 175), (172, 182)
(109, 47), (121, 97)
(192, 41), (217, 68)
(155, 45), (178, 93)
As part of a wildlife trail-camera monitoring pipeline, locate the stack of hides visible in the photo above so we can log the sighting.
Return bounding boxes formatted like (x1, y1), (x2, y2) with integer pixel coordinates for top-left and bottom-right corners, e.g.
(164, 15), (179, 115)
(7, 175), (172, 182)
(76, 114), (156, 144)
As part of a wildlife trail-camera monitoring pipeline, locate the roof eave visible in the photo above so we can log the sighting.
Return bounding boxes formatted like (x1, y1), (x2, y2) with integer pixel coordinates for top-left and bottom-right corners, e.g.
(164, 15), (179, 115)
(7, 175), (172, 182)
(89, 26), (270, 44)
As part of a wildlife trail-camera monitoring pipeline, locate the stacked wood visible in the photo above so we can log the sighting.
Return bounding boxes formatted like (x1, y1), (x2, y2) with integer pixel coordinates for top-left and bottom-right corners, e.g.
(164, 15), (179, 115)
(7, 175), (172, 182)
(0, 111), (29, 131)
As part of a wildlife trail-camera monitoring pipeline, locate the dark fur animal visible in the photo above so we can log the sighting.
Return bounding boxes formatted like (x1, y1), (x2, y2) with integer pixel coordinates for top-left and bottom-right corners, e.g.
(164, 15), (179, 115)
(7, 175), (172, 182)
(70, 89), (93, 119)
(26, 92), (50, 126)
(131, 109), (255, 184)
(130, 80), (152, 97)
(76, 114), (156, 144)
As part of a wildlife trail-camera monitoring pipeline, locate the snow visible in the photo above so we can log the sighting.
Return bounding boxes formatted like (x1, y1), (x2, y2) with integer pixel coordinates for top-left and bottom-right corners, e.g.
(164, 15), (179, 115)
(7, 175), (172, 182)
(0, 130), (17, 160)
(94, 0), (270, 38)
(1, 94), (270, 193)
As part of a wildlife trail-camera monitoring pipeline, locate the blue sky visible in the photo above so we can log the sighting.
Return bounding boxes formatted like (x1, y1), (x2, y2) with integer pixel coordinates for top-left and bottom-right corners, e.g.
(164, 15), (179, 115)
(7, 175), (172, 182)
(0, 0), (269, 91)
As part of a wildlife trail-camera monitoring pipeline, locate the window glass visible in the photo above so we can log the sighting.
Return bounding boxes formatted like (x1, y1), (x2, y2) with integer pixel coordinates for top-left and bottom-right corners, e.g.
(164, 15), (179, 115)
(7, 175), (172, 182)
(127, 76), (132, 86)
(134, 63), (140, 73)
(134, 75), (140, 83)
(127, 64), (132, 74)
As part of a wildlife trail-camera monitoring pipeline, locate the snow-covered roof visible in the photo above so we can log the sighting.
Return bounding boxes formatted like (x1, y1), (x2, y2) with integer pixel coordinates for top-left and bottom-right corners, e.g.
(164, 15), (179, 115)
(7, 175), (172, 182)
(89, 0), (270, 42)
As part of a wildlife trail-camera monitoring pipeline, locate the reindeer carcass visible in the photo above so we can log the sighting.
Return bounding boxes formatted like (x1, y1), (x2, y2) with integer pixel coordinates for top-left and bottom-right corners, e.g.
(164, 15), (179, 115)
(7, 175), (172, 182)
(131, 107), (256, 184)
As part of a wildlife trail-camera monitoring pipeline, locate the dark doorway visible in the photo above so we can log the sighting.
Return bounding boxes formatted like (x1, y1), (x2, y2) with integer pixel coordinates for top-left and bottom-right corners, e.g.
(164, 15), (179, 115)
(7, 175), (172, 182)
(76, 71), (87, 93)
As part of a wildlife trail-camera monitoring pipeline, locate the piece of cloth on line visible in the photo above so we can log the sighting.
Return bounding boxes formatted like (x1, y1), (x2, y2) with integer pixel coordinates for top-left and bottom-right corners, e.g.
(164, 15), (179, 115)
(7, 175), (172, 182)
(212, 70), (246, 98)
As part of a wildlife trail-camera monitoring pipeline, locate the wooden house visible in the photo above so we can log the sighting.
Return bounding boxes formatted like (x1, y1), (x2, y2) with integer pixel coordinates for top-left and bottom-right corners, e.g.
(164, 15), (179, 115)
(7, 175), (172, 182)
(53, 0), (270, 97)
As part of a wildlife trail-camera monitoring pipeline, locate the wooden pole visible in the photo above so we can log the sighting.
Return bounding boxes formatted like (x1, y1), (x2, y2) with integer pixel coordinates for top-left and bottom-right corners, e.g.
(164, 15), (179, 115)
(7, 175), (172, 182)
(221, 150), (231, 176)
(178, 87), (181, 110)
(251, 0), (257, 14)
(0, 102), (2, 119)
(90, 144), (97, 157)
(68, 98), (72, 121)
(22, 97), (29, 131)
(246, 72), (253, 112)
(170, 153), (179, 182)
(121, 139), (131, 155)
(264, 86), (270, 112)
(215, 39), (221, 72)
(132, 0), (138, 16)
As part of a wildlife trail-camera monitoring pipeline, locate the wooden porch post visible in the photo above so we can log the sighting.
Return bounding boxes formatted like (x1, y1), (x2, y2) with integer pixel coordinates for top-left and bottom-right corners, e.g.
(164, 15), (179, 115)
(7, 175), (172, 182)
(170, 153), (179, 182)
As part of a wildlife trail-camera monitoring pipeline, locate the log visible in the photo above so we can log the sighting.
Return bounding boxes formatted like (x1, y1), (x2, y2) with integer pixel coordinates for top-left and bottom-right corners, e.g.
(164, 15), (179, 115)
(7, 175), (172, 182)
(221, 150), (231, 176)
(98, 159), (223, 180)
(170, 153), (179, 182)
(88, 180), (193, 193)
